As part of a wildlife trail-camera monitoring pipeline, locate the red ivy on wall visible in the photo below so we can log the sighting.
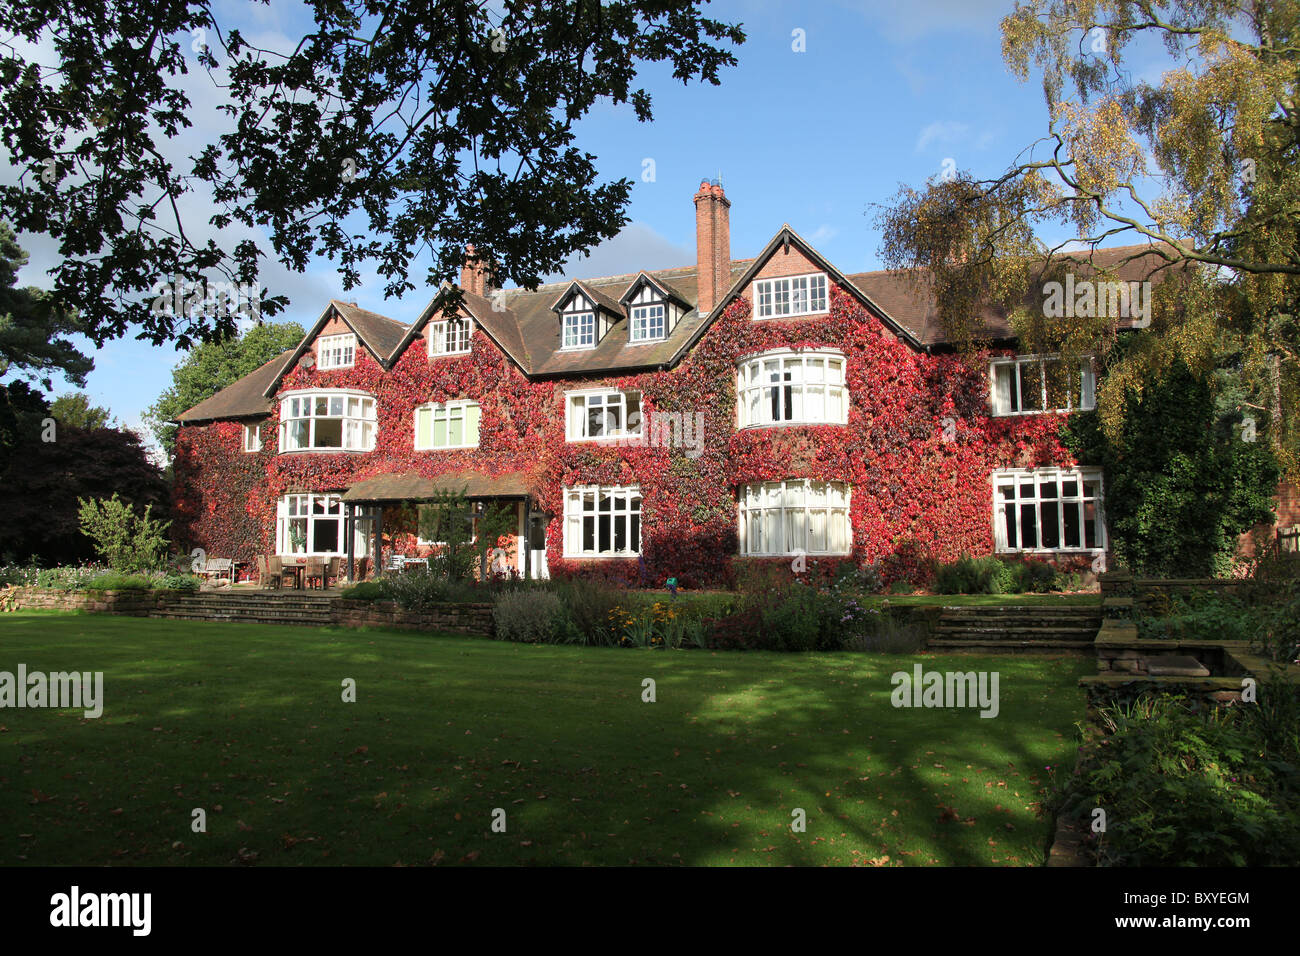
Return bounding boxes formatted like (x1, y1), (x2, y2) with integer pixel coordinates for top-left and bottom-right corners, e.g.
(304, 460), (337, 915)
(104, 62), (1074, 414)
(172, 287), (1079, 587)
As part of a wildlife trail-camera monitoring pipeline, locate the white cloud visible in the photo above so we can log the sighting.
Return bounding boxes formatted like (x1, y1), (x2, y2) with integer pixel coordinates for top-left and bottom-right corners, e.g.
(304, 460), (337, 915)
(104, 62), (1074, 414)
(542, 222), (693, 284)
(915, 120), (970, 153)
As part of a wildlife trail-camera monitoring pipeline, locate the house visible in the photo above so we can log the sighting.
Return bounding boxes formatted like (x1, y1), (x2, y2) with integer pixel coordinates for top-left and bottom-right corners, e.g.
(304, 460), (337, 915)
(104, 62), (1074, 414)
(173, 180), (1159, 587)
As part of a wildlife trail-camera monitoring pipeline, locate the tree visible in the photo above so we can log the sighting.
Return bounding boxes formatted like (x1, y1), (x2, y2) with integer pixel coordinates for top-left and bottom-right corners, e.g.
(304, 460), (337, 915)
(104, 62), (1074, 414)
(1063, 357), (1280, 575)
(50, 392), (113, 430)
(875, 0), (1300, 477)
(76, 493), (172, 573)
(0, 422), (169, 565)
(144, 320), (305, 458)
(414, 490), (517, 581)
(0, 222), (92, 390)
(0, 1), (745, 349)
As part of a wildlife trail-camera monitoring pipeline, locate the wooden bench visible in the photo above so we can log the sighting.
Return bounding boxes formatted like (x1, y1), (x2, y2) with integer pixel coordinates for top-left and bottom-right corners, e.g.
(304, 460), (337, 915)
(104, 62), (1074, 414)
(200, 557), (234, 583)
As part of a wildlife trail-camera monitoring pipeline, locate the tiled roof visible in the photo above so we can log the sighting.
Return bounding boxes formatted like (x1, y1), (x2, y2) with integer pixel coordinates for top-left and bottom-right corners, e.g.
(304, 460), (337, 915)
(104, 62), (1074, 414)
(340, 470), (535, 502)
(845, 242), (1179, 345)
(177, 238), (1182, 425)
(331, 300), (410, 358)
(174, 350), (294, 423)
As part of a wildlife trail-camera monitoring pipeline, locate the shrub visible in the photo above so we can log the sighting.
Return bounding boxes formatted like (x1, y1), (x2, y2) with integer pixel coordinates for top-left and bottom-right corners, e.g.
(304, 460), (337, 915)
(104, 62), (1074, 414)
(83, 572), (154, 590)
(933, 555), (1005, 594)
(550, 579), (624, 646)
(1136, 591), (1251, 642)
(1004, 558), (1058, 593)
(1056, 695), (1300, 866)
(76, 494), (171, 573)
(341, 581), (388, 602)
(493, 589), (565, 643)
(159, 573), (200, 591)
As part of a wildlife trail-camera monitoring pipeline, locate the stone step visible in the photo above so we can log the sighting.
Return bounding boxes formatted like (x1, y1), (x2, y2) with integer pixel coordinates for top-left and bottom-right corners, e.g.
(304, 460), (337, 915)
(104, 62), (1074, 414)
(167, 600), (333, 612)
(926, 638), (1096, 654)
(936, 610), (1101, 620)
(935, 624), (1097, 639)
(151, 611), (332, 625)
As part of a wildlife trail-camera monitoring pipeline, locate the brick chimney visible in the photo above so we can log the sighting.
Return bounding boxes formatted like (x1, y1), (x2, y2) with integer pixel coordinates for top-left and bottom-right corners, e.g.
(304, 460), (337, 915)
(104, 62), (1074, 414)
(459, 244), (493, 297)
(694, 180), (731, 315)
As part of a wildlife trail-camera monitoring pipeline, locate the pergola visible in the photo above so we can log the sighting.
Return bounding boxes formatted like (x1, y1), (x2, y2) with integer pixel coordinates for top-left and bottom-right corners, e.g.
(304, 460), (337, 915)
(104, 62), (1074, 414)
(338, 470), (539, 581)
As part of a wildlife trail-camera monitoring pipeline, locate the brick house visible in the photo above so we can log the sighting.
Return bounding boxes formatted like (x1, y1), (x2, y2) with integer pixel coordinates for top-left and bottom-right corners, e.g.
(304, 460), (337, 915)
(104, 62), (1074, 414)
(173, 180), (1165, 587)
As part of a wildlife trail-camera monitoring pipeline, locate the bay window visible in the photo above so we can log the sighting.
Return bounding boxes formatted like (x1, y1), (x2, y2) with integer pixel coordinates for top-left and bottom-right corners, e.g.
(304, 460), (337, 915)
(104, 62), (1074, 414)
(993, 469), (1106, 552)
(739, 480), (851, 556)
(563, 485), (642, 557)
(737, 350), (848, 427)
(754, 273), (828, 319)
(414, 400), (481, 450)
(566, 390), (642, 441)
(278, 390), (377, 452)
(990, 355), (1096, 416)
(277, 494), (345, 555)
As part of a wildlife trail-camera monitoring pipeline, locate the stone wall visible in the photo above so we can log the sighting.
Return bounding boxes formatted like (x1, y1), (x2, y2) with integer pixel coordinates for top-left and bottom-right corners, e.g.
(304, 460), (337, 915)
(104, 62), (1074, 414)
(1099, 571), (1251, 615)
(330, 599), (494, 636)
(2, 586), (168, 615)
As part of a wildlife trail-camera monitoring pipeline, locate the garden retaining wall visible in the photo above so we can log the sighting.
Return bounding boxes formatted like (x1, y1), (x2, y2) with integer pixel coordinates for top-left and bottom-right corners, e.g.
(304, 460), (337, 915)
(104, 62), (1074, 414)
(330, 599), (494, 636)
(2, 586), (168, 615)
(3, 588), (496, 637)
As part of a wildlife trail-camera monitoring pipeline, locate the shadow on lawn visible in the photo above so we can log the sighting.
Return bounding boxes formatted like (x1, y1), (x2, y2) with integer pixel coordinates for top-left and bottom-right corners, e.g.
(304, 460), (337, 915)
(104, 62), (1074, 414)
(0, 614), (1087, 866)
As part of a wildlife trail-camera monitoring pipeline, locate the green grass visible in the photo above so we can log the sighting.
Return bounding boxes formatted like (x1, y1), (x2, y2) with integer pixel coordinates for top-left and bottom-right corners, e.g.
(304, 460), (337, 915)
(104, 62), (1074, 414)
(0, 612), (1090, 866)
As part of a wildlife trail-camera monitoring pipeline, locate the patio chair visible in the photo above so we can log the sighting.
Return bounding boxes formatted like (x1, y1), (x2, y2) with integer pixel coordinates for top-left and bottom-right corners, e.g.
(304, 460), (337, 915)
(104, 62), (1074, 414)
(267, 556), (286, 590)
(255, 555), (271, 589)
(326, 557), (343, 589)
(305, 558), (326, 591)
(384, 554), (406, 573)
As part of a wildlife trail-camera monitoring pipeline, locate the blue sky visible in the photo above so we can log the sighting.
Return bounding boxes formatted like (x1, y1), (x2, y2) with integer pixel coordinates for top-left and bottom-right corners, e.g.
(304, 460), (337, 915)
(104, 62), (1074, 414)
(11, 0), (1167, 448)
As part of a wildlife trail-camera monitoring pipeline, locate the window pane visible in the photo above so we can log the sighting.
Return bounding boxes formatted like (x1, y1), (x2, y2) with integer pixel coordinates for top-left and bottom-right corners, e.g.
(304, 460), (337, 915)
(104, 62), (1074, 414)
(993, 364), (1016, 414)
(465, 404), (481, 445)
(1020, 503), (1038, 548)
(1018, 363), (1042, 411)
(315, 418), (342, 448)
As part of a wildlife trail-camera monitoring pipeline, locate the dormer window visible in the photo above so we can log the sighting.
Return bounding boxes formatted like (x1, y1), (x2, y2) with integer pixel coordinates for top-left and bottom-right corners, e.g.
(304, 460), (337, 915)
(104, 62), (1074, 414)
(630, 303), (666, 343)
(621, 273), (687, 343)
(554, 281), (623, 351)
(317, 333), (356, 369)
(754, 273), (828, 319)
(429, 316), (473, 356)
(562, 311), (597, 350)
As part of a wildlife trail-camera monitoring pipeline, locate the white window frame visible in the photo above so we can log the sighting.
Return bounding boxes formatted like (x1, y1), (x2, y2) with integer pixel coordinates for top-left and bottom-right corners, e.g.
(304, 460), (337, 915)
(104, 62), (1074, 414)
(737, 349), (849, 428)
(277, 389), (377, 453)
(428, 316), (473, 356)
(562, 311), (597, 350)
(414, 400), (481, 450)
(990, 354), (1096, 416)
(738, 480), (852, 556)
(565, 389), (642, 442)
(992, 468), (1106, 553)
(276, 493), (346, 556)
(317, 333), (356, 370)
(753, 273), (829, 319)
(242, 422), (262, 453)
(629, 302), (667, 343)
(563, 485), (642, 557)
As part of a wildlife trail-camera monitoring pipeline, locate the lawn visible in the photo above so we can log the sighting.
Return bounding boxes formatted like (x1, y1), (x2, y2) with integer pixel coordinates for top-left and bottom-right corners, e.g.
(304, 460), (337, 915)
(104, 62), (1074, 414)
(0, 612), (1090, 866)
